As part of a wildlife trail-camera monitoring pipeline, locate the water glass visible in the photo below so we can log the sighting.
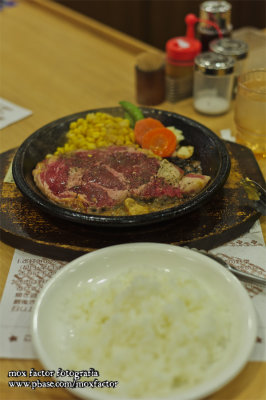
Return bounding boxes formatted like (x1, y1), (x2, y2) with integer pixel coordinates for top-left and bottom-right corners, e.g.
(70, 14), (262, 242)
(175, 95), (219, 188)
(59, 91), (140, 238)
(234, 69), (266, 156)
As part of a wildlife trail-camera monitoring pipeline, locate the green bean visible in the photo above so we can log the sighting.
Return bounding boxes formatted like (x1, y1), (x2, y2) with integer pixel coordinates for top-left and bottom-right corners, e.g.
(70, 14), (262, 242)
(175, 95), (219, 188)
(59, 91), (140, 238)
(123, 111), (135, 128)
(119, 101), (144, 124)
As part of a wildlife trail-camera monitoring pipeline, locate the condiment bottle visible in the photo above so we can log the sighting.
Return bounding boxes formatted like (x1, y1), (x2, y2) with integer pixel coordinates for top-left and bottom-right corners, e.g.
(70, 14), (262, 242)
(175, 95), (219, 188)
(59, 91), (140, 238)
(193, 52), (235, 115)
(165, 14), (201, 102)
(135, 52), (165, 105)
(198, 1), (233, 52)
(209, 38), (248, 97)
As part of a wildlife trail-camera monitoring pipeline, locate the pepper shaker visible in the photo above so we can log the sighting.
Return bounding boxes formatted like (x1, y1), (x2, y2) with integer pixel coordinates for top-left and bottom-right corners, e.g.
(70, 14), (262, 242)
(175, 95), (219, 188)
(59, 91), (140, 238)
(209, 38), (249, 96)
(135, 52), (165, 105)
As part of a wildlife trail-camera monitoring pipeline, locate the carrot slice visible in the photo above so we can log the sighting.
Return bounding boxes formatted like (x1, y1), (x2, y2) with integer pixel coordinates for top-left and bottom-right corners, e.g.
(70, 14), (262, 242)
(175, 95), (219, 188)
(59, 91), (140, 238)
(141, 127), (177, 157)
(134, 118), (164, 145)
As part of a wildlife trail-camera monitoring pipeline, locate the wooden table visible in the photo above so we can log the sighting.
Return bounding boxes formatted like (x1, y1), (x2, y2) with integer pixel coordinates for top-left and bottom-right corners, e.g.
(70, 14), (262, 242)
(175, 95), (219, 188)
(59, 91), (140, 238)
(0, 1), (265, 399)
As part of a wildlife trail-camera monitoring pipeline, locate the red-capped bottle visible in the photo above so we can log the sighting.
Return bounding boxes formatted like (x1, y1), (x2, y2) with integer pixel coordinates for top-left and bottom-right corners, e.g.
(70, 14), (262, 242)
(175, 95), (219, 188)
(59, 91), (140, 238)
(197, 1), (233, 52)
(165, 14), (201, 102)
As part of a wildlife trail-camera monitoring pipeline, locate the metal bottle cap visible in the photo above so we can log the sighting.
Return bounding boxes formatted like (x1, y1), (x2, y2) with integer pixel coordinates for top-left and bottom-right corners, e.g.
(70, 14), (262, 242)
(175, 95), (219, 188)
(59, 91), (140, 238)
(209, 38), (249, 60)
(199, 1), (232, 31)
(194, 52), (235, 75)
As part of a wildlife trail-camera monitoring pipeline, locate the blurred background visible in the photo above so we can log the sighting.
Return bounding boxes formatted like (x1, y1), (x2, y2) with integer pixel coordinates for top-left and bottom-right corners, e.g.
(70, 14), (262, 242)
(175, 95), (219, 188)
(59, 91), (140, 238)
(53, 0), (266, 49)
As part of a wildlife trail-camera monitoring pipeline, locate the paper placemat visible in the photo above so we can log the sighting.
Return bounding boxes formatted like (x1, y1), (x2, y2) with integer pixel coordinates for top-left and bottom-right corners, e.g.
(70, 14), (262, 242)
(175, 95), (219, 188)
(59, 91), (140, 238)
(210, 220), (266, 362)
(0, 221), (265, 360)
(0, 253), (66, 358)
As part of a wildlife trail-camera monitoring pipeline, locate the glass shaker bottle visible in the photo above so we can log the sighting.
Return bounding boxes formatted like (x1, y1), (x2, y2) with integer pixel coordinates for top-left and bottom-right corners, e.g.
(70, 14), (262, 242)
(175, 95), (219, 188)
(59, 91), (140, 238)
(165, 14), (201, 102)
(198, 1), (233, 51)
(135, 52), (165, 105)
(193, 52), (235, 115)
(209, 38), (249, 96)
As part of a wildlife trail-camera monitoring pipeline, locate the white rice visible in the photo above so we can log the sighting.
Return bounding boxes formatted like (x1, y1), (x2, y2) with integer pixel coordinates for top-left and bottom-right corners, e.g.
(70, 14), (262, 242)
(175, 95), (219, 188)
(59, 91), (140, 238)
(60, 267), (233, 398)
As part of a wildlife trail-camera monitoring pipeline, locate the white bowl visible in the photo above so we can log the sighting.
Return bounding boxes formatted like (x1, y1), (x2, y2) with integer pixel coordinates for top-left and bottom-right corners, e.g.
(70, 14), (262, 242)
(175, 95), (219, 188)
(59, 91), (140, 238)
(32, 243), (257, 400)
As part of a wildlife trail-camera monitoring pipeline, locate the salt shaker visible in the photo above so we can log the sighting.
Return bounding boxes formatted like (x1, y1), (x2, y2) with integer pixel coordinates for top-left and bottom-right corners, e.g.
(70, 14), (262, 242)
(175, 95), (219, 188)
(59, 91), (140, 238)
(193, 52), (235, 115)
(209, 38), (248, 96)
(198, 1), (233, 51)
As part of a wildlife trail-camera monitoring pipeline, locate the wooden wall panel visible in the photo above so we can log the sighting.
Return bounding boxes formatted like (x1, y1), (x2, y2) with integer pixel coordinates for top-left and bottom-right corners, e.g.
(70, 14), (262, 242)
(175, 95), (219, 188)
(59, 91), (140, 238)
(53, 0), (266, 50)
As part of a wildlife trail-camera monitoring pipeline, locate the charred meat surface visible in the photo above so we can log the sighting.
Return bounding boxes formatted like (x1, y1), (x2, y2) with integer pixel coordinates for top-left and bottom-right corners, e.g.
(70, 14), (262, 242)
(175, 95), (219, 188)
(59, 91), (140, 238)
(33, 146), (210, 215)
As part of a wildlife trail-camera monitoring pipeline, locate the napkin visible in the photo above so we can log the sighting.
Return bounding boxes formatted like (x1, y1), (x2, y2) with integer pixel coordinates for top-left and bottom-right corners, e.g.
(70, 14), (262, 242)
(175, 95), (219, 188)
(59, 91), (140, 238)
(0, 220), (265, 360)
(0, 98), (32, 130)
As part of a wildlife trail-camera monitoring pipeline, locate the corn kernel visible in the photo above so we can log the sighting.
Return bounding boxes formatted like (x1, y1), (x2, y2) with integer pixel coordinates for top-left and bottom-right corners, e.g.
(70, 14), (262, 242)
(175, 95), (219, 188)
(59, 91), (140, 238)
(54, 112), (135, 155)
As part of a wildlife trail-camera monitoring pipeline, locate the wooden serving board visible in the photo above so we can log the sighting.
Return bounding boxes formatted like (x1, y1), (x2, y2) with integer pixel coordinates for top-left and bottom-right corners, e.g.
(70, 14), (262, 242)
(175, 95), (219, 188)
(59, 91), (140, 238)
(0, 142), (264, 261)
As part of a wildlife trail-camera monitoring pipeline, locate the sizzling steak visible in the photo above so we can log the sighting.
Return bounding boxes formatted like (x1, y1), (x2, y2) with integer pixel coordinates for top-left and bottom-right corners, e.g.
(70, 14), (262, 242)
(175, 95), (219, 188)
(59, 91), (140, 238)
(33, 146), (210, 215)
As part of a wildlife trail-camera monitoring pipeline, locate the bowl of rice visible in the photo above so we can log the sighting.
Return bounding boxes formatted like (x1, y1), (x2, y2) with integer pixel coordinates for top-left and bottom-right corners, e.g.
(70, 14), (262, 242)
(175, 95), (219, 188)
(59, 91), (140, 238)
(32, 243), (257, 400)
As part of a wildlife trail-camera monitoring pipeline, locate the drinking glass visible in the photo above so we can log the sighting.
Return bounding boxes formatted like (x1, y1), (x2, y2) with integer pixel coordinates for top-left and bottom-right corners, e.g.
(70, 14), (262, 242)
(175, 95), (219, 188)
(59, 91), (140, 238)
(234, 69), (266, 156)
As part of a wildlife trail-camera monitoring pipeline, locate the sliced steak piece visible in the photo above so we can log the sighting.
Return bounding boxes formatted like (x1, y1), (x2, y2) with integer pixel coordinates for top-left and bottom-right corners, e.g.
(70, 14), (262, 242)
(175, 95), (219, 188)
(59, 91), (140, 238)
(33, 146), (209, 214)
(134, 177), (183, 200)
(33, 147), (163, 211)
(33, 151), (129, 211)
(75, 181), (127, 209)
(37, 157), (69, 194)
(91, 146), (160, 189)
